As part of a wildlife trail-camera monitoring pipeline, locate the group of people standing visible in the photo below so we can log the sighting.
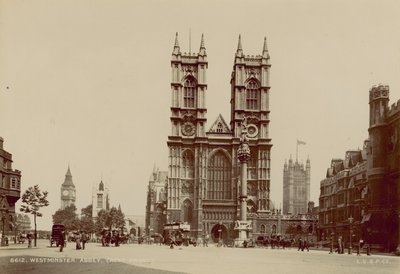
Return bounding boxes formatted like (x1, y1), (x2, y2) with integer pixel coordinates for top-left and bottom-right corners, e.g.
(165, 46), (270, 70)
(58, 231), (89, 252)
(297, 238), (310, 252)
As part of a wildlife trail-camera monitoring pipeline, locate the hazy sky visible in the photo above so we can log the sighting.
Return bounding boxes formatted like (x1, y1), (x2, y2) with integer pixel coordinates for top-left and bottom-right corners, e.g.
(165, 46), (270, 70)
(1, 0), (400, 230)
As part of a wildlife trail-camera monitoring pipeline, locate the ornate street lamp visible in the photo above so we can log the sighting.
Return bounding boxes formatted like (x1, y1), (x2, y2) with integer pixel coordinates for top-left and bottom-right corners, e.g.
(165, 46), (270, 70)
(348, 216), (354, 255)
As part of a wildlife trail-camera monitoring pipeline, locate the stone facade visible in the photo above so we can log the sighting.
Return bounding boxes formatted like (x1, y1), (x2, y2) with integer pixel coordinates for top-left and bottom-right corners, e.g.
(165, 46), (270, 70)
(145, 167), (168, 235)
(60, 166), (76, 210)
(0, 137), (21, 239)
(283, 157), (310, 215)
(92, 180), (110, 219)
(166, 34), (272, 242)
(318, 84), (400, 253)
(367, 84), (400, 252)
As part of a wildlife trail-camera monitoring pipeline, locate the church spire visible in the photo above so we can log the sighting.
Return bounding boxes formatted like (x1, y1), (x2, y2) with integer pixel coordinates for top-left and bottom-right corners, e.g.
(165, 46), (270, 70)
(172, 32), (180, 55)
(262, 36), (270, 59)
(236, 34), (244, 57)
(199, 33), (206, 56)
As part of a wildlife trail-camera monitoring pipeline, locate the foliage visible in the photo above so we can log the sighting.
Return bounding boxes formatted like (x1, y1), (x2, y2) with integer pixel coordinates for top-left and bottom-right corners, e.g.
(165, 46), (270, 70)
(80, 204), (94, 233)
(20, 184), (50, 247)
(94, 206), (125, 234)
(20, 185), (49, 217)
(52, 204), (80, 231)
(81, 204), (92, 218)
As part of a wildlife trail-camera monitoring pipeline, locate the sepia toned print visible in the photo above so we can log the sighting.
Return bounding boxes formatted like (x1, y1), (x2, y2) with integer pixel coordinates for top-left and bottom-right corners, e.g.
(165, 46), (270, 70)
(1, 0), (400, 273)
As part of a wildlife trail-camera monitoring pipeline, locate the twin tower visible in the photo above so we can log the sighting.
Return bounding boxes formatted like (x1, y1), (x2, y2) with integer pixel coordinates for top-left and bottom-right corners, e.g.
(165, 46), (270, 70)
(166, 33), (273, 238)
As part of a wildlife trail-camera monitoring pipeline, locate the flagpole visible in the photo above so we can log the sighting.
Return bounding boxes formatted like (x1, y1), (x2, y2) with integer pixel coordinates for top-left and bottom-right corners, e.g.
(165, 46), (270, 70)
(296, 140), (298, 163)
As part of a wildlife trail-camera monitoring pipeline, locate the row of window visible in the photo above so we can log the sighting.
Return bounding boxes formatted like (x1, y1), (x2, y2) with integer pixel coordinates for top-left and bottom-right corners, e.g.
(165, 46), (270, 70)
(1, 176), (20, 190)
(182, 79), (261, 109)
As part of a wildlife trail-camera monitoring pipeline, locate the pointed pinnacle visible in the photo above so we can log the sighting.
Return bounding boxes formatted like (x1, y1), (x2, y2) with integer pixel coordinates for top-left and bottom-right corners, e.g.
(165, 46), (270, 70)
(237, 34), (243, 51)
(263, 37), (268, 52)
(174, 32), (179, 48)
(200, 33), (205, 48)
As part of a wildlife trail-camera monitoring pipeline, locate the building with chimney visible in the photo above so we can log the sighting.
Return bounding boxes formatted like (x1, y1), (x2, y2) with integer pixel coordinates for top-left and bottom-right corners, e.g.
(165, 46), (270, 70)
(283, 156), (311, 215)
(60, 166), (76, 209)
(0, 137), (21, 243)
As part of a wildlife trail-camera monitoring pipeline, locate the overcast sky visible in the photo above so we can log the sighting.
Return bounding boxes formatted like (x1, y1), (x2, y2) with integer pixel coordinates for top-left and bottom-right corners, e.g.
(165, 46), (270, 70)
(1, 0), (400, 230)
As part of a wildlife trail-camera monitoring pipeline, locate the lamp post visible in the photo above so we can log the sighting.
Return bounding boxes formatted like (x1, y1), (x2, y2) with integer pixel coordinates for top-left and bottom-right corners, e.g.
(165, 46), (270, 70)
(348, 216), (354, 255)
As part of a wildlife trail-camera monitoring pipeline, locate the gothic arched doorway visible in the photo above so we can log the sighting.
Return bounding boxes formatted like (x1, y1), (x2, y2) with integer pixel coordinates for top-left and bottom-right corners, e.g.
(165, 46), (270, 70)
(211, 223), (228, 243)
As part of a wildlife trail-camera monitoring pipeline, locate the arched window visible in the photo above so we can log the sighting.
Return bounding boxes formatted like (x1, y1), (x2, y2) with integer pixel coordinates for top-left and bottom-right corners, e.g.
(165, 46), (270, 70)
(260, 224), (266, 234)
(246, 81), (259, 110)
(184, 78), (196, 108)
(272, 224), (277, 234)
(207, 151), (231, 200)
(182, 150), (194, 178)
(182, 199), (193, 223)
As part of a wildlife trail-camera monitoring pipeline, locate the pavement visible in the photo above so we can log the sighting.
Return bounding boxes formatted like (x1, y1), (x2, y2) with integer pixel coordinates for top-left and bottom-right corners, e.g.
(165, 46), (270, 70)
(0, 240), (399, 274)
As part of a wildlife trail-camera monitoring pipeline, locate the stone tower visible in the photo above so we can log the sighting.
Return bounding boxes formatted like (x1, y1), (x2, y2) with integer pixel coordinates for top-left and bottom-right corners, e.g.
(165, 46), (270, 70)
(60, 165), (76, 209)
(368, 84), (389, 207)
(230, 35), (272, 212)
(166, 34), (273, 242)
(283, 156), (310, 215)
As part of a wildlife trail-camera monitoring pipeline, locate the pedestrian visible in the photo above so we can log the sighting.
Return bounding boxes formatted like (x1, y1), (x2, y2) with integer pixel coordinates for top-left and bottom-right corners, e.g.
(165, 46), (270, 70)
(303, 238), (309, 252)
(75, 231), (82, 250)
(203, 234), (209, 247)
(357, 239), (363, 256)
(27, 232), (32, 248)
(81, 231), (88, 250)
(298, 238), (303, 251)
(169, 234), (175, 249)
(338, 236), (343, 254)
(59, 231), (65, 252)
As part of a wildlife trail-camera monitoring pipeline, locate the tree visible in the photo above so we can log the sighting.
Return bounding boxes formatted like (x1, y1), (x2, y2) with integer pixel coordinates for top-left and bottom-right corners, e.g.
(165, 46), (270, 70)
(94, 206), (125, 234)
(95, 209), (108, 234)
(52, 204), (80, 231)
(80, 204), (94, 234)
(20, 185), (49, 247)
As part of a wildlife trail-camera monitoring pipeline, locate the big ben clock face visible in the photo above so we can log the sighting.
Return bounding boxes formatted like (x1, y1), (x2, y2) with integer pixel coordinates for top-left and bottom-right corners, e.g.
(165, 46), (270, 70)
(182, 122), (195, 136)
(62, 190), (69, 196)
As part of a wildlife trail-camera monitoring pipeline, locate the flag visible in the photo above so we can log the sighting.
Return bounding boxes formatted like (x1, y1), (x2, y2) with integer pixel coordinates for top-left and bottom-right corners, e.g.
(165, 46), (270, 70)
(297, 140), (306, 145)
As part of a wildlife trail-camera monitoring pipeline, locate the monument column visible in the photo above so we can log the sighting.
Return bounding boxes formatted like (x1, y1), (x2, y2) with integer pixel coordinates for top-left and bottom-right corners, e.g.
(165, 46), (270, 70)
(235, 117), (252, 245)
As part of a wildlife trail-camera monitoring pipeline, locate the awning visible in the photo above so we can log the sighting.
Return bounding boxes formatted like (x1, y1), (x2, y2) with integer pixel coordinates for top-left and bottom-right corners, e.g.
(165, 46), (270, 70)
(361, 213), (371, 223)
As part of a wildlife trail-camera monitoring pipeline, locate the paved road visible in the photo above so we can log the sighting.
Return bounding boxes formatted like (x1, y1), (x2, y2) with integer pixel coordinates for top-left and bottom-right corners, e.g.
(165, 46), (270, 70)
(1, 240), (399, 274)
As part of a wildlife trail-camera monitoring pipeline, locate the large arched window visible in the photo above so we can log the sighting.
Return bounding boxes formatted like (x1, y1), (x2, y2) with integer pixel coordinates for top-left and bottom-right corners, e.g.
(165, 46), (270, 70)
(246, 81), (259, 110)
(183, 78), (196, 108)
(182, 150), (194, 178)
(207, 151), (231, 200)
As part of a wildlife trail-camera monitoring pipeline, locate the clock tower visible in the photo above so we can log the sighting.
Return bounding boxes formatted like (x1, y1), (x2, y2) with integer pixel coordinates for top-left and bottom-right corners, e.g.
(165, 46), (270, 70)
(60, 165), (76, 209)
